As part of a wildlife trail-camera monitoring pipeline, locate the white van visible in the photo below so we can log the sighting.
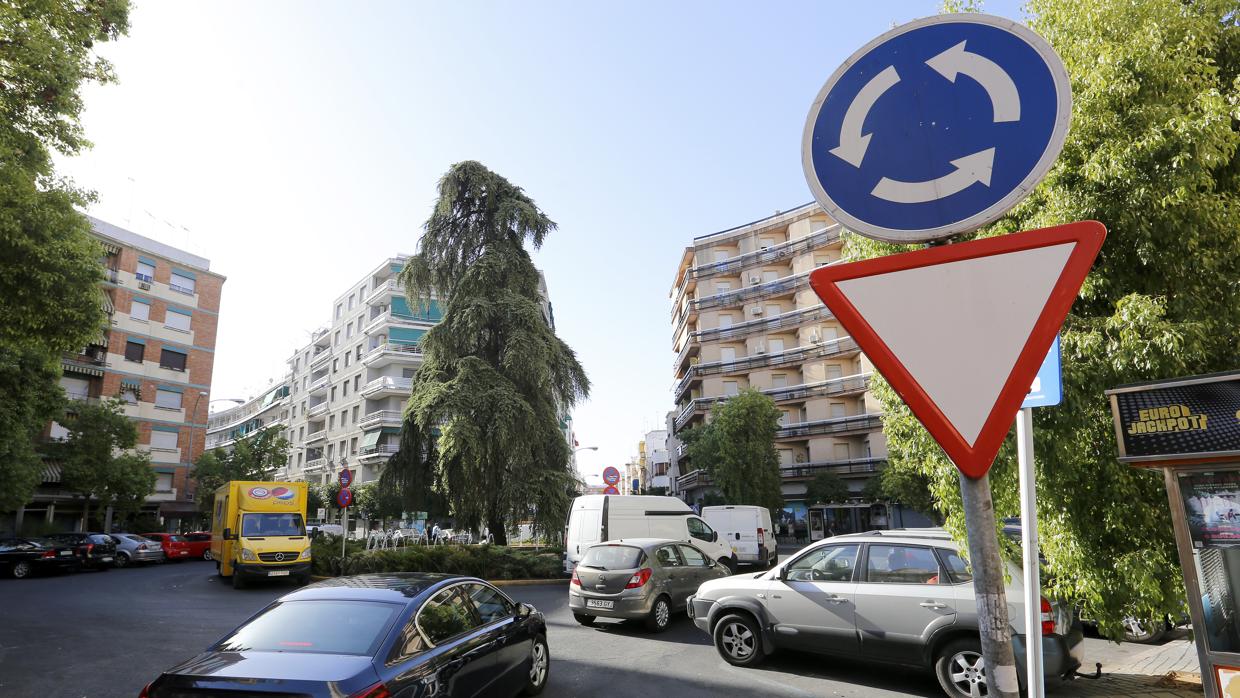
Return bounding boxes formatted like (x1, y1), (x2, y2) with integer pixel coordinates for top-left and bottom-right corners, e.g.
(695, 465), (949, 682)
(563, 495), (735, 574)
(702, 505), (776, 568)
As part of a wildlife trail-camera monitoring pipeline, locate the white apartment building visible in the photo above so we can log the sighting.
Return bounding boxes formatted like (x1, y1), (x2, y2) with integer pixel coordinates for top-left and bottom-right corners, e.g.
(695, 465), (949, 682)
(669, 203), (930, 536)
(645, 429), (670, 491)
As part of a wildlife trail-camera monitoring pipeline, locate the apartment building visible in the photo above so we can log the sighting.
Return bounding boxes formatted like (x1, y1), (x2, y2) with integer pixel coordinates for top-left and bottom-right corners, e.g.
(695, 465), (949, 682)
(204, 381), (291, 456)
(22, 218), (225, 532)
(669, 204), (928, 536)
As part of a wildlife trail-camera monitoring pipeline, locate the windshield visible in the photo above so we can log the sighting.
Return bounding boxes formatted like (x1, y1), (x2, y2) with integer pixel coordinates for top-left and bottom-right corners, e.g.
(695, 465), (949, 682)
(242, 513), (306, 537)
(580, 545), (644, 570)
(216, 600), (399, 656)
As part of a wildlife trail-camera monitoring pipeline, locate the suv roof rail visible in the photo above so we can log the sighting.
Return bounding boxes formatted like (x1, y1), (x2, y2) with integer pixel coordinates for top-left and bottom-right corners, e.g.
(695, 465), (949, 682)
(834, 528), (951, 540)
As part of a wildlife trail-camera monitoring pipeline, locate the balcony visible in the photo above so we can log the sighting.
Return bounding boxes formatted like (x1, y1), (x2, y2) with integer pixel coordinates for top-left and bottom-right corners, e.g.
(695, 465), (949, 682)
(365, 279), (399, 306)
(305, 429), (327, 444)
(672, 336), (701, 372)
(306, 401), (328, 419)
(672, 337), (861, 402)
(307, 376), (329, 396)
(691, 225), (841, 281)
(780, 458), (887, 480)
(361, 376), (413, 399)
(304, 457), (327, 472)
(363, 342), (423, 369)
(147, 488), (179, 503)
(359, 443), (400, 461)
(676, 468), (710, 490)
(671, 369), (703, 403)
(693, 306), (833, 344)
(309, 347), (332, 372)
(690, 271), (811, 315)
(776, 413), (883, 440)
(359, 410), (404, 429)
(673, 374), (872, 432)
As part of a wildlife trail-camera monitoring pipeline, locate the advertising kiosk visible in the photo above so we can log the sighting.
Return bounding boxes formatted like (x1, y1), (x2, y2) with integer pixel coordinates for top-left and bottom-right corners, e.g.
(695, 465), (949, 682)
(1107, 369), (1240, 697)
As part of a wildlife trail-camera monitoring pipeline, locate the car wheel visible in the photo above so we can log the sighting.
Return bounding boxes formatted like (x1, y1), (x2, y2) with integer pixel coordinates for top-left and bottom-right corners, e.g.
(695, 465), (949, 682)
(203, 549), (213, 562)
(10, 561), (32, 579)
(573, 613), (596, 626)
(645, 596), (672, 632)
(1122, 617), (1168, 644)
(232, 572), (246, 589)
(713, 613), (765, 667)
(935, 638), (989, 698)
(114, 553), (130, 568)
(521, 634), (549, 696)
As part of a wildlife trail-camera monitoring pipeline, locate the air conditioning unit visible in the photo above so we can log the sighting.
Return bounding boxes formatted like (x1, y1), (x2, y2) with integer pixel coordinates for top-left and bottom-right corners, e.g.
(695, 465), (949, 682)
(809, 331), (821, 343)
(795, 453), (807, 463)
(749, 275), (761, 285)
(755, 343), (766, 354)
(138, 281), (151, 290)
(749, 307), (763, 316)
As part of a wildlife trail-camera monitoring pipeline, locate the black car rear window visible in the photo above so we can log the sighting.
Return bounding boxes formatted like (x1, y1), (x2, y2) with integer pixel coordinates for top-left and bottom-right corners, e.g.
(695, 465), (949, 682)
(89, 535), (113, 545)
(216, 600), (400, 656)
(580, 545), (644, 570)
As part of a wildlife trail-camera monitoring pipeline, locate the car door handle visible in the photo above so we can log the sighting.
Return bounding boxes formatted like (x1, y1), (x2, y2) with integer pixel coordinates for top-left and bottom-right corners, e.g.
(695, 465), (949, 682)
(920, 601), (949, 609)
(824, 594), (848, 604)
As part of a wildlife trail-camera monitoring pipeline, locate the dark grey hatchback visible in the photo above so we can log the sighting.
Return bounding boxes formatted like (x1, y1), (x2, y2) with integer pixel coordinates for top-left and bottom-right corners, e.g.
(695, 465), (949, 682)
(141, 573), (549, 698)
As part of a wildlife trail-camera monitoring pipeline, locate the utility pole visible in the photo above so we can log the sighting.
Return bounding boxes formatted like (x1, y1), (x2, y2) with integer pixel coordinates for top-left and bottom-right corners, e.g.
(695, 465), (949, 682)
(960, 472), (1019, 698)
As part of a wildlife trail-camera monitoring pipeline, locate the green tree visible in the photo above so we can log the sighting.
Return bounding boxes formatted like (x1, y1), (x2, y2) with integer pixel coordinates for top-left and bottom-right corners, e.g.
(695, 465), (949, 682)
(381, 161), (589, 545)
(850, 0), (1240, 637)
(805, 472), (851, 506)
(193, 428), (290, 514)
(53, 398), (154, 528)
(689, 390), (784, 514)
(0, 1), (131, 512)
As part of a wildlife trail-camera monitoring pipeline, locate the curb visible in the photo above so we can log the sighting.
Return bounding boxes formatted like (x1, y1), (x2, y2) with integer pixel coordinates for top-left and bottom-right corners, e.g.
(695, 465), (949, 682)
(310, 574), (568, 587)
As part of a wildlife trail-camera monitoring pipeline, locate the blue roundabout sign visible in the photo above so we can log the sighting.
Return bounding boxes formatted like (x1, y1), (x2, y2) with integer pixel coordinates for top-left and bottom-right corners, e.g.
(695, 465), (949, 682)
(802, 14), (1072, 243)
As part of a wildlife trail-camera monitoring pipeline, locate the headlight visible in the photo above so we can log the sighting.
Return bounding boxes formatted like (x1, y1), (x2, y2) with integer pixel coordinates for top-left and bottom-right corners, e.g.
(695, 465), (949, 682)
(241, 548), (257, 561)
(299, 549), (312, 560)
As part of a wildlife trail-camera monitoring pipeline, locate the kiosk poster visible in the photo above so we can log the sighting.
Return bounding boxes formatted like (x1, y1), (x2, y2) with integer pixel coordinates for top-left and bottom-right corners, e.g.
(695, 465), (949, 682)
(1180, 471), (1240, 546)
(1108, 370), (1240, 464)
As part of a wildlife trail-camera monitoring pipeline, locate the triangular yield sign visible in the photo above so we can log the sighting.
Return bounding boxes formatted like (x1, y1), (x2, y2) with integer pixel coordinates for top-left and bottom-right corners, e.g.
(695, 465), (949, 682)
(809, 221), (1106, 478)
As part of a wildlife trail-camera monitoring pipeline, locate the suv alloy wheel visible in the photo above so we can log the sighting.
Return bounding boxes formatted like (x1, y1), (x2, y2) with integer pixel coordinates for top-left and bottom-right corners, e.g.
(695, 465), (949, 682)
(935, 638), (988, 698)
(713, 613), (766, 667)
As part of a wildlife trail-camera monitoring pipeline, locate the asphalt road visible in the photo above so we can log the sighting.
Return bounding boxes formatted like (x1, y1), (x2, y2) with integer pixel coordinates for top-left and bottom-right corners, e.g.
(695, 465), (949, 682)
(0, 560), (1155, 697)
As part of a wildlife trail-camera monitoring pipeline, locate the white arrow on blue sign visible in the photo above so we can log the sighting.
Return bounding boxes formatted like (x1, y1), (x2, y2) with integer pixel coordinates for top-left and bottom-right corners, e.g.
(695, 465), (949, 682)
(1022, 334), (1062, 409)
(802, 14), (1072, 244)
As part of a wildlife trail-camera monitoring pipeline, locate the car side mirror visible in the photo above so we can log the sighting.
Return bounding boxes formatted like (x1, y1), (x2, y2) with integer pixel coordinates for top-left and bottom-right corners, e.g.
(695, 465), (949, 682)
(710, 531), (718, 543)
(223, 528), (233, 541)
(516, 603), (532, 618)
(778, 566), (789, 582)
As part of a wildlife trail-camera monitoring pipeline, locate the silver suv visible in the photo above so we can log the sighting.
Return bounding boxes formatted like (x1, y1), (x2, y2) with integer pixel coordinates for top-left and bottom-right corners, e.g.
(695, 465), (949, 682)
(687, 529), (1084, 697)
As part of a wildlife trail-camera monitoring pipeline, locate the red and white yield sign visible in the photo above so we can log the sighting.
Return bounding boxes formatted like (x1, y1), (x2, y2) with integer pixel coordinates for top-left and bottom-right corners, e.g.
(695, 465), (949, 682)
(809, 221), (1105, 478)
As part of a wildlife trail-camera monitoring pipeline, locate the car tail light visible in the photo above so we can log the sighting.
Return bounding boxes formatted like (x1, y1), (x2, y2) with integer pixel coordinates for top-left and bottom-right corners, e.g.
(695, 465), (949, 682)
(571, 569), (581, 586)
(86, 543), (94, 555)
(1040, 597), (1054, 635)
(41, 550), (55, 559)
(349, 681), (392, 698)
(757, 528), (764, 546)
(625, 568), (653, 589)
(139, 682), (152, 697)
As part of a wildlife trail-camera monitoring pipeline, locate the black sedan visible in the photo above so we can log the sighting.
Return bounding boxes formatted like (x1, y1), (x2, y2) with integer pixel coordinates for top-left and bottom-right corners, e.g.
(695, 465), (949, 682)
(45, 532), (118, 570)
(142, 573), (550, 697)
(0, 537), (80, 578)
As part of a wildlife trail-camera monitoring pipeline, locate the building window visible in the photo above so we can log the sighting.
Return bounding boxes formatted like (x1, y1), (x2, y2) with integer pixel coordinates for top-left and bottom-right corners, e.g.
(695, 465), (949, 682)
(154, 473), (173, 492)
(334, 331), (340, 346)
(330, 386), (337, 402)
(723, 381), (739, 397)
(720, 347), (736, 363)
(768, 338), (785, 354)
(346, 322), (353, 339)
(342, 381), (349, 397)
(296, 452), (303, 467)
(765, 304), (781, 317)
(834, 443), (852, 460)
(351, 406), (359, 424)
(826, 364), (843, 380)
(124, 341), (145, 362)
(130, 299), (150, 322)
(170, 271), (195, 295)
(353, 375), (360, 392)
(718, 314), (733, 329)
(715, 281), (732, 293)
(830, 402), (847, 419)
(136, 260), (155, 282)
(327, 444), (334, 459)
(772, 374), (788, 388)
(340, 410), (347, 425)
(355, 344), (363, 361)
(344, 353), (350, 368)
(298, 426), (304, 442)
(329, 415), (335, 430)
(154, 388), (182, 410)
(714, 250), (729, 262)
(762, 270), (779, 283)
(760, 237), (777, 250)
(291, 404), (296, 418)
(150, 430), (178, 450)
(335, 304), (343, 320)
(348, 294), (356, 310)
(159, 348), (187, 371)
(332, 359), (338, 373)
(165, 308), (191, 332)
(815, 254), (832, 267)
(120, 385), (139, 404)
(350, 437), (357, 456)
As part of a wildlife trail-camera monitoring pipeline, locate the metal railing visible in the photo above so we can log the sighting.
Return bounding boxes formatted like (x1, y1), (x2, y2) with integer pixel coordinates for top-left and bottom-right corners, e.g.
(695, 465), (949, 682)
(694, 306), (834, 344)
(309, 347), (332, 371)
(361, 376), (413, 397)
(363, 342), (423, 363)
(690, 271), (811, 314)
(307, 401), (328, 418)
(673, 337), (861, 401)
(308, 376), (329, 394)
(690, 226), (840, 281)
(359, 443), (400, 459)
(776, 413), (882, 439)
(780, 458), (887, 478)
(304, 457), (327, 471)
(305, 429), (327, 443)
(364, 279), (398, 306)
(359, 410), (404, 429)
(673, 374), (871, 431)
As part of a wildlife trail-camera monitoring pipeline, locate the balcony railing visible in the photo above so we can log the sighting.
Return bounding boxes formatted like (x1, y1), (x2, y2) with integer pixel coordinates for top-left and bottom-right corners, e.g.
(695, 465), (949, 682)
(363, 342), (423, 365)
(306, 401), (328, 419)
(673, 374), (871, 432)
(676, 468), (710, 490)
(673, 337), (862, 401)
(305, 429), (327, 443)
(361, 376), (413, 398)
(309, 347), (332, 371)
(364, 279), (398, 306)
(693, 306), (834, 344)
(307, 376), (329, 395)
(780, 458), (887, 479)
(304, 457), (327, 471)
(776, 413), (883, 439)
(359, 443), (400, 460)
(672, 337), (701, 372)
(359, 410), (404, 429)
(690, 271), (811, 314)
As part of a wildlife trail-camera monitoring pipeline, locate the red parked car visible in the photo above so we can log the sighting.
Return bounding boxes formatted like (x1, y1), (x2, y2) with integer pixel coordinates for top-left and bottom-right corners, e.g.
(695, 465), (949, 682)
(141, 533), (192, 562)
(182, 532), (213, 560)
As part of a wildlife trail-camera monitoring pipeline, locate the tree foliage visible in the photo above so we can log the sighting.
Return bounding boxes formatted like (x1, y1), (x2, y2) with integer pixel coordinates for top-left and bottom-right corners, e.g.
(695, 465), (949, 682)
(686, 390), (784, 514)
(193, 427), (290, 514)
(53, 398), (154, 525)
(0, 1), (130, 511)
(805, 472), (851, 505)
(849, 0), (1240, 636)
(382, 161), (589, 545)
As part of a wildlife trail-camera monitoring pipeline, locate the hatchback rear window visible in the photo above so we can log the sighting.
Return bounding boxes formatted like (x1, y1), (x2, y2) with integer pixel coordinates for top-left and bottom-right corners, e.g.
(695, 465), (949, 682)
(216, 600), (400, 656)
(580, 545), (644, 570)
(88, 535), (113, 544)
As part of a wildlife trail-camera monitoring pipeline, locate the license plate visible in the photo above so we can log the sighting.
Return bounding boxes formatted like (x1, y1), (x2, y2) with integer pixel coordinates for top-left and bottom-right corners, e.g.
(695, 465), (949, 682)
(60, 551), (72, 556)
(268, 570), (290, 577)
(100, 557), (112, 562)
(585, 599), (614, 610)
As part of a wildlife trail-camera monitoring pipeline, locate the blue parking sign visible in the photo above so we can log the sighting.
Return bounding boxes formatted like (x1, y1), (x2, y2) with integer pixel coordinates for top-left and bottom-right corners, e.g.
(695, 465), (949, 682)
(1023, 335), (1062, 409)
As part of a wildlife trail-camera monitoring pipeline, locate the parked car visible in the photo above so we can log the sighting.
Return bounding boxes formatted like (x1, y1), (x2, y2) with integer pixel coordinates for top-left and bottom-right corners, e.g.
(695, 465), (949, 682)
(45, 532), (117, 571)
(142, 533), (192, 562)
(570, 538), (730, 632)
(182, 532), (213, 560)
(111, 533), (166, 567)
(687, 528), (1085, 698)
(140, 573), (549, 697)
(564, 495), (734, 574)
(702, 505), (777, 568)
(0, 537), (80, 579)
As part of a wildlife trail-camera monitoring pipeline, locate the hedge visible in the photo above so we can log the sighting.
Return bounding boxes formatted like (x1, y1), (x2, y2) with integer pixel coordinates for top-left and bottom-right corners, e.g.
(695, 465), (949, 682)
(311, 535), (564, 580)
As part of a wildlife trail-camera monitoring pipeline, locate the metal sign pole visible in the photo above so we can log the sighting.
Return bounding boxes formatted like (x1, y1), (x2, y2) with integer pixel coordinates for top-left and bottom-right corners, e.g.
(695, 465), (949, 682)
(1016, 407), (1044, 698)
(960, 471), (1020, 698)
(341, 506), (348, 561)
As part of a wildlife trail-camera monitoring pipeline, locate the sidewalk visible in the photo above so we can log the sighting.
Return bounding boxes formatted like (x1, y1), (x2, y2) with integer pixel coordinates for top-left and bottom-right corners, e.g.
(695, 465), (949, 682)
(1056, 639), (1203, 697)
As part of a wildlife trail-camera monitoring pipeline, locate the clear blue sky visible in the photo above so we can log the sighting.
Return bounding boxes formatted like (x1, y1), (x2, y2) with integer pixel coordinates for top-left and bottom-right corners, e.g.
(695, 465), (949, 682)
(61, 0), (1024, 485)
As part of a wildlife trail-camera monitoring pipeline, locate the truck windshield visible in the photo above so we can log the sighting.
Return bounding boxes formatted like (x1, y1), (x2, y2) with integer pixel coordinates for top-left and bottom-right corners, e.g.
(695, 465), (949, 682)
(242, 513), (306, 537)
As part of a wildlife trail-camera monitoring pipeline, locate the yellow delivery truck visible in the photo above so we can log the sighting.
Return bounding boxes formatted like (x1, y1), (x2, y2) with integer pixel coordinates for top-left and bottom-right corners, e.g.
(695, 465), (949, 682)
(210, 481), (311, 589)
